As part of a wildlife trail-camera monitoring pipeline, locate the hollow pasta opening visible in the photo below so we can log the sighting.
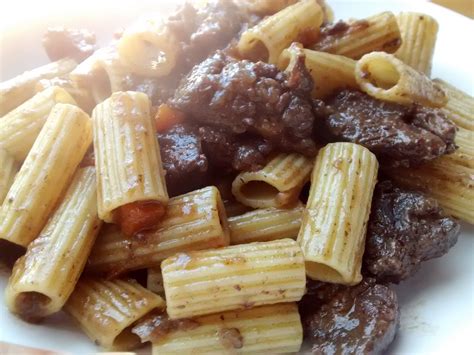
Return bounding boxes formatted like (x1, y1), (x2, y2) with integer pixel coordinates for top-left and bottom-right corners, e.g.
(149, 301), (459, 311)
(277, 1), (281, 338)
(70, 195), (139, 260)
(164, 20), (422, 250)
(240, 181), (280, 202)
(14, 291), (52, 323)
(305, 262), (346, 284)
(241, 37), (270, 63)
(113, 326), (142, 350)
(361, 57), (400, 90)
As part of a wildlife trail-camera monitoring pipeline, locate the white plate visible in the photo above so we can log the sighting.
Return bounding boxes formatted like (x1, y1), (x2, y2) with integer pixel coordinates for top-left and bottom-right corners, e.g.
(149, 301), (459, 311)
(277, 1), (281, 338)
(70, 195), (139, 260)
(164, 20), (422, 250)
(0, 1), (473, 354)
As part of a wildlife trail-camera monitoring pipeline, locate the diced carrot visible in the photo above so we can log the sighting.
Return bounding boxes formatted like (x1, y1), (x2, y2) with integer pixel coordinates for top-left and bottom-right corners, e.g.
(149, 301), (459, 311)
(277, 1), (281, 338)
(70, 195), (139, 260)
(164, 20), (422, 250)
(154, 104), (185, 132)
(116, 201), (166, 237)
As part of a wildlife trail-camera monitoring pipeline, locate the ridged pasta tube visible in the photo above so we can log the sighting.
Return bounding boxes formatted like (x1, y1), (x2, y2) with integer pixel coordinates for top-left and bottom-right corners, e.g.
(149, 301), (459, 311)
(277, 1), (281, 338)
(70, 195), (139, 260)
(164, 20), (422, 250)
(0, 58), (77, 116)
(355, 51), (447, 107)
(238, 0), (323, 64)
(162, 238), (305, 319)
(65, 278), (165, 350)
(229, 204), (304, 245)
(0, 103), (92, 247)
(92, 91), (168, 233)
(87, 186), (230, 276)
(395, 12), (438, 76)
(298, 143), (378, 285)
(118, 16), (179, 77)
(0, 86), (76, 161)
(312, 12), (402, 59)
(0, 148), (18, 203)
(147, 267), (165, 297)
(139, 303), (302, 354)
(5, 167), (102, 322)
(278, 44), (357, 99)
(232, 153), (313, 209)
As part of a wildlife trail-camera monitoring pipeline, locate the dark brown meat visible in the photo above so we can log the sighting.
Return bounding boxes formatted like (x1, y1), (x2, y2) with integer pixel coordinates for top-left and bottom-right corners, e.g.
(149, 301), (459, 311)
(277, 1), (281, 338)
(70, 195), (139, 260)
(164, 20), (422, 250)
(123, 74), (182, 106)
(170, 50), (321, 155)
(322, 89), (457, 167)
(300, 279), (400, 355)
(42, 27), (96, 62)
(363, 180), (460, 283)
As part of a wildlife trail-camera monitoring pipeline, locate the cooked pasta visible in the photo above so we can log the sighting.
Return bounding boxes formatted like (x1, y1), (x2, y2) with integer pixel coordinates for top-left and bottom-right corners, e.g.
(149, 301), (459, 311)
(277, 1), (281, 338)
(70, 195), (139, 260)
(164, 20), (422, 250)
(229, 204), (304, 245)
(224, 199), (254, 218)
(312, 11), (402, 59)
(5, 167), (101, 321)
(0, 103), (92, 247)
(355, 51), (447, 107)
(298, 143), (378, 285)
(0, 86), (76, 161)
(147, 267), (165, 297)
(0, 58), (77, 116)
(395, 12), (438, 76)
(232, 153), (313, 209)
(162, 238), (305, 319)
(0, 148), (18, 204)
(65, 278), (165, 350)
(238, 0), (323, 63)
(92, 91), (168, 232)
(87, 186), (230, 276)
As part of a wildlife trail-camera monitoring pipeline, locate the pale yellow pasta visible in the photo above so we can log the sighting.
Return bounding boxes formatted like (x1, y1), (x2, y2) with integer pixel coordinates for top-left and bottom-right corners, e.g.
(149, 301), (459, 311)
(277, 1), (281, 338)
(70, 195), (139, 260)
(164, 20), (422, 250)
(92, 91), (168, 223)
(0, 103), (92, 247)
(0, 148), (18, 204)
(5, 167), (102, 321)
(0, 86), (76, 161)
(355, 51), (447, 107)
(395, 12), (438, 76)
(238, 0), (298, 15)
(312, 12), (402, 59)
(229, 204), (304, 245)
(118, 15), (179, 77)
(0, 58), (77, 116)
(238, 0), (323, 63)
(224, 199), (254, 218)
(87, 186), (230, 276)
(147, 267), (165, 297)
(162, 238), (305, 319)
(65, 278), (165, 350)
(298, 143), (378, 285)
(278, 43), (357, 99)
(136, 303), (302, 354)
(232, 153), (313, 209)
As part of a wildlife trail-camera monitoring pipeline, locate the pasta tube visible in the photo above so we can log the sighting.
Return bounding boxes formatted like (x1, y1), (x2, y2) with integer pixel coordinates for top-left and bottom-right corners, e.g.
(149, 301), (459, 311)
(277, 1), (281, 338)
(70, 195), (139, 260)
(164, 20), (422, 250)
(87, 186), (230, 276)
(355, 51), (447, 107)
(229, 204), (304, 245)
(0, 86), (76, 161)
(224, 199), (254, 218)
(0, 58), (77, 116)
(65, 278), (165, 350)
(278, 44), (357, 99)
(0, 148), (19, 204)
(147, 267), (165, 297)
(232, 153), (313, 209)
(135, 303), (302, 354)
(298, 143), (378, 285)
(5, 167), (102, 322)
(312, 12), (402, 59)
(433, 79), (474, 131)
(395, 12), (438, 76)
(92, 91), (168, 235)
(162, 238), (305, 319)
(0, 103), (92, 247)
(238, 0), (323, 63)
(118, 16), (179, 77)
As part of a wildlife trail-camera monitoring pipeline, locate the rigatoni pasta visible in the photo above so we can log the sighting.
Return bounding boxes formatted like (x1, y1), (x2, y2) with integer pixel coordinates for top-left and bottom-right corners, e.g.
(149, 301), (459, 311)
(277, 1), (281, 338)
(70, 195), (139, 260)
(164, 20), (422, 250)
(65, 278), (165, 350)
(355, 51), (447, 107)
(0, 148), (18, 204)
(0, 103), (92, 247)
(162, 238), (305, 319)
(5, 167), (101, 322)
(147, 267), (165, 297)
(298, 143), (378, 285)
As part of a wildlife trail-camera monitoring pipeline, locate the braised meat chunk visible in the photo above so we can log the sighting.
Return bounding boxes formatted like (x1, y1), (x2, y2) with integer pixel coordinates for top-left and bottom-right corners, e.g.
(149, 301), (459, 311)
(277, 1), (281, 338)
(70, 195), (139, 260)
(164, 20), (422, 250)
(364, 180), (460, 283)
(322, 89), (456, 167)
(300, 279), (399, 355)
(170, 50), (320, 155)
(42, 27), (96, 62)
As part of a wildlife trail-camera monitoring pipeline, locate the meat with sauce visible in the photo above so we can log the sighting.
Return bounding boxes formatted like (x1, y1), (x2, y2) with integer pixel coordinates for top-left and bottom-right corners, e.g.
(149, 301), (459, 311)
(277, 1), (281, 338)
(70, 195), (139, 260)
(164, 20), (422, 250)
(42, 27), (96, 62)
(170, 50), (322, 156)
(321, 89), (457, 167)
(300, 278), (400, 355)
(363, 180), (460, 283)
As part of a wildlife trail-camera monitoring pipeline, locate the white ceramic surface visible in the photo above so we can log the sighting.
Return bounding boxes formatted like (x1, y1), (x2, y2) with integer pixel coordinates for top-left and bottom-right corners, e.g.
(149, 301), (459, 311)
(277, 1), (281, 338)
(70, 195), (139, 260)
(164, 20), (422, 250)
(0, 1), (473, 354)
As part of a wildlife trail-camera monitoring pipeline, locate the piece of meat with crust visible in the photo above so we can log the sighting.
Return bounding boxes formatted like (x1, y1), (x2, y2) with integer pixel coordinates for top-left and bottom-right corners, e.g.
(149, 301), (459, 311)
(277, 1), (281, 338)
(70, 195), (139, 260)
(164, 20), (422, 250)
(363, 180), (460, 283)
(300, 278), (400, 355)
(322, 89), (457, 167)
(170, 50), (320, 155)
(42, 27), (96, 62)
